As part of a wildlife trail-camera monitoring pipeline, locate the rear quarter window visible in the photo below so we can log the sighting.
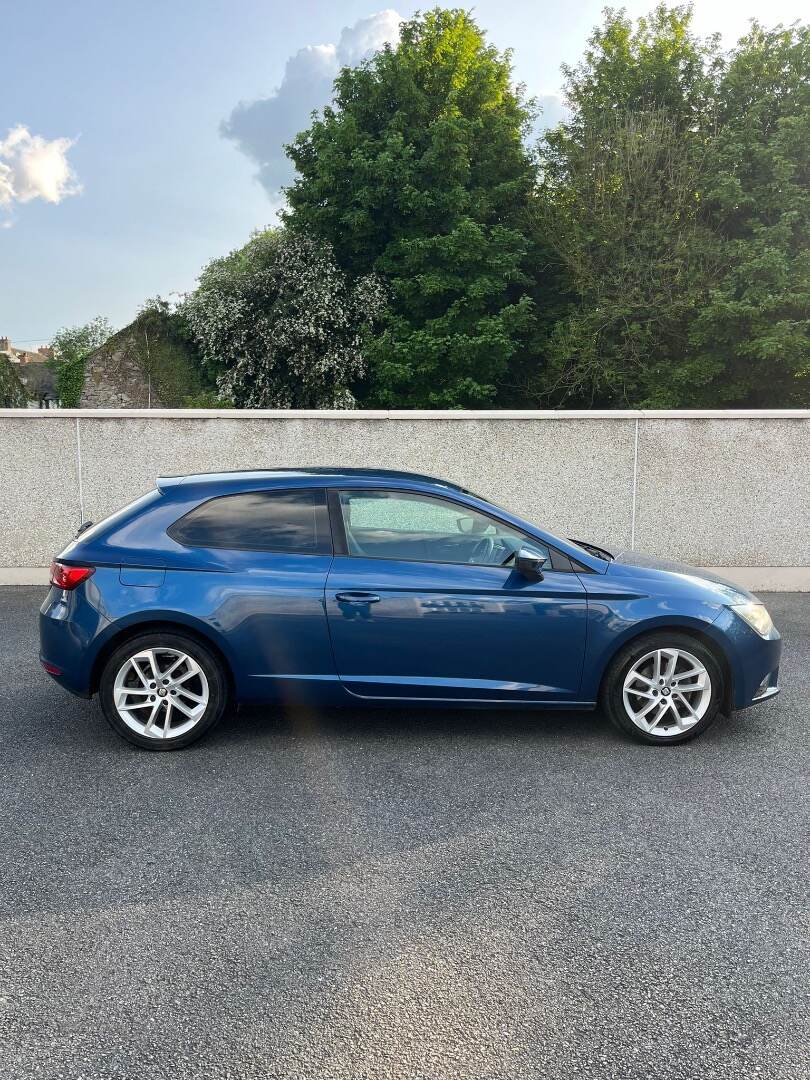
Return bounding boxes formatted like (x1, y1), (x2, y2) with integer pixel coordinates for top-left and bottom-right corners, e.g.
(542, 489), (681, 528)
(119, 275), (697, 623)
(168, 488), (331, 554)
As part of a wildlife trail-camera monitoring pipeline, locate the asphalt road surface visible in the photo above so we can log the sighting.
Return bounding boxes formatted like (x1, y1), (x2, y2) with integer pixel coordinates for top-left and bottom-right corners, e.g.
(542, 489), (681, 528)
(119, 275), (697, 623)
(0, 587), (807, 1079)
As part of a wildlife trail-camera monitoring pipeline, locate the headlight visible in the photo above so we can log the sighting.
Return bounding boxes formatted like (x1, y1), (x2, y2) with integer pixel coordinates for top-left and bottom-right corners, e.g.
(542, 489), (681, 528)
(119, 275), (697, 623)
(732, 602), (774, 638)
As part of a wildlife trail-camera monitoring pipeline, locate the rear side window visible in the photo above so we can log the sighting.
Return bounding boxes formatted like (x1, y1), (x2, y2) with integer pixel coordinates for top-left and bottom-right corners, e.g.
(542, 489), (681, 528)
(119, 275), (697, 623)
(168, 489), (331, 554)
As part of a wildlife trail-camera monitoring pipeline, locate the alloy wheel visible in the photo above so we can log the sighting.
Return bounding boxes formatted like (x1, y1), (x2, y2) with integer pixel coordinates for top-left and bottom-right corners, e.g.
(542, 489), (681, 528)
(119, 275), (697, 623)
(622, 647), (712, 737)
(112, 647), (209, 740)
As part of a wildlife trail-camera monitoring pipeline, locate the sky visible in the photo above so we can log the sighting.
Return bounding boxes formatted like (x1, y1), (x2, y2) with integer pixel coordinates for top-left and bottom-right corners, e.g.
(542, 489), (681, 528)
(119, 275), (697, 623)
(1, 0), (806, 347)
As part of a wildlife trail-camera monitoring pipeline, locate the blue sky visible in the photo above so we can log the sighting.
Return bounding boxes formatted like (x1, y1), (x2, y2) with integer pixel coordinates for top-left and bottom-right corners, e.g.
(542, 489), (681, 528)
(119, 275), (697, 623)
(2, 0), (806, 347)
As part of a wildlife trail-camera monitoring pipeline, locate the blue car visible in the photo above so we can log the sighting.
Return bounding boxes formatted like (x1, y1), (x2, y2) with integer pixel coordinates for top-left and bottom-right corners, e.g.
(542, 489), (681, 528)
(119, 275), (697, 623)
(40, 468), (782, 750)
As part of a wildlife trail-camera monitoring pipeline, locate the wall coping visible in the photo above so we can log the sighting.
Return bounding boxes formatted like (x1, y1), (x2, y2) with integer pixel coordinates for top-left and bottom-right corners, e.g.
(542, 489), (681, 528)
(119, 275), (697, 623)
(1, 408), (809, 421)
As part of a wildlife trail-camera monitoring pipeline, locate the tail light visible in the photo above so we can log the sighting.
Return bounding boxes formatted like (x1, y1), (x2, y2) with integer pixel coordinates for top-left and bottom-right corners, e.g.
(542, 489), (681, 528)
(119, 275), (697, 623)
(50, 561), (95, 590)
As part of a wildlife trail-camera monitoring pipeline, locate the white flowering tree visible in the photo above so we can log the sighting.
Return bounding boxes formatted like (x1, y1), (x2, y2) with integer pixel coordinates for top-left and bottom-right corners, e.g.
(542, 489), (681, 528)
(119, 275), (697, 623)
(182, 229), (386, 408)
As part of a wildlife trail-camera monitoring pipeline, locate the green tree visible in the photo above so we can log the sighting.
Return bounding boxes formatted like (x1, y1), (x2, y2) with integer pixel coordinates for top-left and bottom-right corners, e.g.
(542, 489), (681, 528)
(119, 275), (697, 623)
(534, 6), (809, 407)
(182, 229), (385, 408)
(535, 5), (721, 406)
(537, 107), (719, 406)
(50, 316), (114, 407)
(285, 8), (536, 408)
(0, 354), (27, 407)
(560, 3), (720, 127)
(692, 23), (810, 404)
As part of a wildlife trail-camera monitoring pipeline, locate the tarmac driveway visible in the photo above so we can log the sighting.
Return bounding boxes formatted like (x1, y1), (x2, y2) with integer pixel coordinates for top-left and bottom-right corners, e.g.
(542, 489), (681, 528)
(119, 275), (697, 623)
(0, 587), (807, 1079)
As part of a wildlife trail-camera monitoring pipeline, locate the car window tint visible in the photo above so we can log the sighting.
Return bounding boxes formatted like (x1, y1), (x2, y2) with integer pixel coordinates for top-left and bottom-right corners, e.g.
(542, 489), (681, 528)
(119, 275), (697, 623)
(169, 489), (331, 554)
(339, 490), (549, 567)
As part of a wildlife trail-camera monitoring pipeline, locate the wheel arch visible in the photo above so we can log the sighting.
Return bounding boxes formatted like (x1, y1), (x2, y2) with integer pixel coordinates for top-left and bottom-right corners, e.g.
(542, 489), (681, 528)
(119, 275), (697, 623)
(595, 621), (734, 715)
(89, 616), (236, 700)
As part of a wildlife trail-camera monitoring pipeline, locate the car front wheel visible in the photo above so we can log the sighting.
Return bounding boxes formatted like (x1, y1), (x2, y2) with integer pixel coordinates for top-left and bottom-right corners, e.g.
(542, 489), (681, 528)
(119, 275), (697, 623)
(601, 631), (724, 744)
(99, 632), (228, 750)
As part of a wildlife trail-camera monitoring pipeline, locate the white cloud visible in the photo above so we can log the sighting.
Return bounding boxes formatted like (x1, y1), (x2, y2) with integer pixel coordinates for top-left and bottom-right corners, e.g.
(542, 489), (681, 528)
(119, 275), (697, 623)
(222, 10), (402, 199)
(0, 125), (81, 223)
(336, 9), (402, 66)
(536, 94), (570, 131)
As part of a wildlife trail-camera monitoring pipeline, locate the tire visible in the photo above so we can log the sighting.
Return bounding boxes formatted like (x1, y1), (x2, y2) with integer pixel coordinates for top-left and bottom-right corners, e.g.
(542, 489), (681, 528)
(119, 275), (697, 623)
(600, 631), (724, 745)
(99, 631), (228, 750)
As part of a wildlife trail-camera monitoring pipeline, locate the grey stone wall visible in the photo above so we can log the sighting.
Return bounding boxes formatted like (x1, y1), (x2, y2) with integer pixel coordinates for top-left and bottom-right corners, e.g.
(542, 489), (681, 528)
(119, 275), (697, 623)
(0, 409), (808, 586)
(80, 344), (162, 408)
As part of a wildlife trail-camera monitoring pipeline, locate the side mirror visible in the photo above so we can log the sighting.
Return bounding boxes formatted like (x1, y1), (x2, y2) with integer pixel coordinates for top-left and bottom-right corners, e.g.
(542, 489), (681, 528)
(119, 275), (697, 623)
(514, 548), (547, 581)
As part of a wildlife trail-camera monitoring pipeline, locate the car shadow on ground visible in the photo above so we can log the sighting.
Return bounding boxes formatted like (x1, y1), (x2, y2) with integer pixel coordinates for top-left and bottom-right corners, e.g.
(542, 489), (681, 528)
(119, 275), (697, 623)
(202, 695), (747, 753)
(12, 673), (754, 758)
(13, 675), (744, 755)
(215, 701), (629, 749)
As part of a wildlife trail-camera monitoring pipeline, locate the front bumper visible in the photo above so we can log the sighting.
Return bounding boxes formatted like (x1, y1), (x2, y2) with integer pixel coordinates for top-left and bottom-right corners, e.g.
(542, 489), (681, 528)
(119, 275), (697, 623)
(710, 606), (783, 711)
(746, 670), (781, 708)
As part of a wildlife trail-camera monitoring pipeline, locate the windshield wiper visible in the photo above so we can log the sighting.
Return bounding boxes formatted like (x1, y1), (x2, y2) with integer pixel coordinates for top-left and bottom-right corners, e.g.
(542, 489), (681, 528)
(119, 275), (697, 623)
(569, 538), (614, 561)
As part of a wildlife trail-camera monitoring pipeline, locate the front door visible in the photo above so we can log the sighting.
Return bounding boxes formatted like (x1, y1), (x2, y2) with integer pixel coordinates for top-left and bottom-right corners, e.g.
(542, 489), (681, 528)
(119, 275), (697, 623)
(325, 489), (588, 702)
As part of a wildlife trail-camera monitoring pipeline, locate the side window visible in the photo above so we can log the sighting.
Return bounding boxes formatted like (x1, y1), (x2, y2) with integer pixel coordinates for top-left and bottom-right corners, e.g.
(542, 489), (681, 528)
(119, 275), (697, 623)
(168, 489), (331, 554)
(339, 490), (549, 567)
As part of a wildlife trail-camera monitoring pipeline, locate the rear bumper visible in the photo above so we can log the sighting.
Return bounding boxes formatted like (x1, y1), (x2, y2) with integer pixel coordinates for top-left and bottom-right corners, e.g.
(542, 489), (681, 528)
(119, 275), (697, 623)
(39, 653), (92, 698)
(39, 585), (110, 697)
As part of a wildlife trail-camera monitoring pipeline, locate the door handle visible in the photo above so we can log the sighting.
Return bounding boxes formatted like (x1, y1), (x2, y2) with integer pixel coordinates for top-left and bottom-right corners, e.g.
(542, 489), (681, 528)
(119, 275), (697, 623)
(334, 591), (381, 604)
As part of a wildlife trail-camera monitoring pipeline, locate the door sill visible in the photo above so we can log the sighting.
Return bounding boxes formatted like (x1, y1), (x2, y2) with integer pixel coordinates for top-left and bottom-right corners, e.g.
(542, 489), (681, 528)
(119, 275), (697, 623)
(342, 687), (596, 708)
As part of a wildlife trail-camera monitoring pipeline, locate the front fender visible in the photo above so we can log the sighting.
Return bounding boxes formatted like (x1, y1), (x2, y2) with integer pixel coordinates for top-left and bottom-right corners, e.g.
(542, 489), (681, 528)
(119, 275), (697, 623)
(579, 585), (731, 703)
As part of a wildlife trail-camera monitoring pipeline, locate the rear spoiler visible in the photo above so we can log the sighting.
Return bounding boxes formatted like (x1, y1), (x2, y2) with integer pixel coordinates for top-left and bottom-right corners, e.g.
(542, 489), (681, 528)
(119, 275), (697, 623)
(156, 475), (187, 493)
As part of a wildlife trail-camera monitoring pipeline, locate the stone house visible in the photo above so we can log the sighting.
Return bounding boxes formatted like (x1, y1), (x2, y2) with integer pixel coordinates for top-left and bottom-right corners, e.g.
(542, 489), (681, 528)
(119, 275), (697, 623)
(80, 328), (163, 408)
(79, 313), (209, 408)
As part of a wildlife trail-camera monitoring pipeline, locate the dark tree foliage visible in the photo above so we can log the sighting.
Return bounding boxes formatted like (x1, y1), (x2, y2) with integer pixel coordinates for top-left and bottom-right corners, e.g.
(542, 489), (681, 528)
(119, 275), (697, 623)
(0, 354), (27, 408)
(131, 298), (219, 407)
(692, 23), (810, 404)
(534, 6), (810, 407)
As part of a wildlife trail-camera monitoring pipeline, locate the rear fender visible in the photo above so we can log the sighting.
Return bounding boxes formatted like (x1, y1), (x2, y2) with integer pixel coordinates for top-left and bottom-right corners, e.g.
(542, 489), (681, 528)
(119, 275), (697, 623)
(88, 610), (238, 697)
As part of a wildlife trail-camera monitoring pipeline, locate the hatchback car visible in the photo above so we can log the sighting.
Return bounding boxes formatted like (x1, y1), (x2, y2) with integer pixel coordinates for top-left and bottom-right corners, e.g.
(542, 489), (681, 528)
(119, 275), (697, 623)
(40, 468), (781, 750)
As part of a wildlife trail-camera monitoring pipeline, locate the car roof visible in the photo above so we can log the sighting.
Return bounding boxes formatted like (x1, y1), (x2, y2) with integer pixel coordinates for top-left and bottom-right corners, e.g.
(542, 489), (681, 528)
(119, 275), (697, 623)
(157, 467), (474, 494)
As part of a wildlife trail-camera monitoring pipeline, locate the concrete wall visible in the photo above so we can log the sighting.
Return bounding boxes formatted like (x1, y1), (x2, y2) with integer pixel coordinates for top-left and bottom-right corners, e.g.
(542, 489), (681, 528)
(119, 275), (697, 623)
(1, 408), (808, 588)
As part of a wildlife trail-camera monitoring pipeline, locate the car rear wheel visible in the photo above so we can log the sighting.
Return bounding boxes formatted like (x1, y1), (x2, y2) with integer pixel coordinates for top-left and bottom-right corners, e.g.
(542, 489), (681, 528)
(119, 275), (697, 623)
(601, 631), (724, 744)
(99, 632), (228, 750)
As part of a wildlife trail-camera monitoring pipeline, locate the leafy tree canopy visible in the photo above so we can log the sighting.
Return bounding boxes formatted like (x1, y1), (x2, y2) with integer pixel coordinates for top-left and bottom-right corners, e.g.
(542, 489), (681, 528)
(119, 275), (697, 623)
(561, 3), (721, 127)
(693, 22), (810, 403)
(535, 6), (810, 407)
(285, 8), (537, 407)
(182, 229), (385, 408)
(51, 316), (115, 367)
(50, 316), (115, 407)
